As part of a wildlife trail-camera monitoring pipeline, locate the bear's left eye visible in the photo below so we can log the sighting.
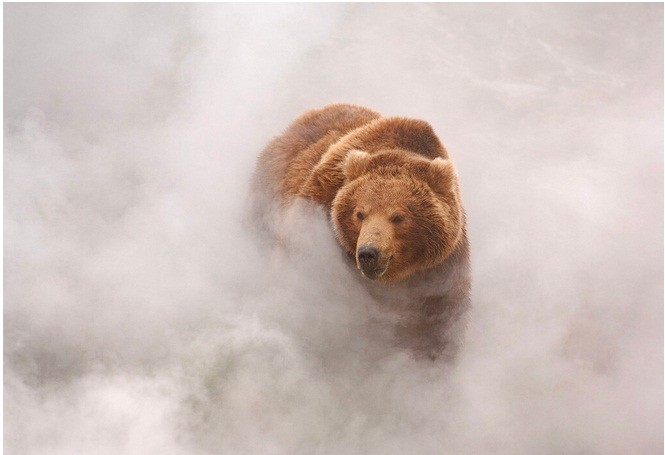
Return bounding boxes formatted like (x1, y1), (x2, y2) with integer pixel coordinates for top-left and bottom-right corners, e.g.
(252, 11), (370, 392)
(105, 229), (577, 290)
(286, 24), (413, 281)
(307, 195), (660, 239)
(391, 215), (404, 224)
(356, 211), (365, 221)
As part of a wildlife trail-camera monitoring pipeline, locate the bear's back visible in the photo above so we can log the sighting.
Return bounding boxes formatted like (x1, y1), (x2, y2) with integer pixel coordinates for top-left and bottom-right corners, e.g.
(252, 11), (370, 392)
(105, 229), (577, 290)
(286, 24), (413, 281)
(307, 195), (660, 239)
(252, 104), (380, 205)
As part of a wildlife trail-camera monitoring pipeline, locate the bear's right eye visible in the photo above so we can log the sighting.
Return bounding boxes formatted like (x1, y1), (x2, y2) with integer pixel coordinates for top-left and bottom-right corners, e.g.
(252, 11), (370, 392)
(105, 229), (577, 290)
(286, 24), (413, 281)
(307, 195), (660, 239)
(356, 211), (365, 221)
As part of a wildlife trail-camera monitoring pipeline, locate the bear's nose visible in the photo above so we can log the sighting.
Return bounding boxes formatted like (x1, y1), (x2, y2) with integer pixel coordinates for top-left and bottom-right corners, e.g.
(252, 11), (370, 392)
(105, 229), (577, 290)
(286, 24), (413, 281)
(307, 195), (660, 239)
(357, 246), (379, 267)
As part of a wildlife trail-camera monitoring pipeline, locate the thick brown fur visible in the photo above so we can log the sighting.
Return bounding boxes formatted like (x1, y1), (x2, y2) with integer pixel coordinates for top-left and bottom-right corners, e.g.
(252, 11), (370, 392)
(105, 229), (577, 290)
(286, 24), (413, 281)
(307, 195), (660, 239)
(251, 104), (471, 360)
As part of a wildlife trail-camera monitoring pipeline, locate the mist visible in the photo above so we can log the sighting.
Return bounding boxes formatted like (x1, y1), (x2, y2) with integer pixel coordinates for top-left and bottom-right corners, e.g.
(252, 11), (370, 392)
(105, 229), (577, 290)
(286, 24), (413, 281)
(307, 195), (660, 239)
(4, 4), (663, 454)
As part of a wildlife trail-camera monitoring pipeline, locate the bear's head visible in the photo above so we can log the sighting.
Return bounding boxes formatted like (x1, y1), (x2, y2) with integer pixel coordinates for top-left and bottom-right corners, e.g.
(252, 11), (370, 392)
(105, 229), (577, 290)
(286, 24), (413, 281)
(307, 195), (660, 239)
(331, 149), (463, 282)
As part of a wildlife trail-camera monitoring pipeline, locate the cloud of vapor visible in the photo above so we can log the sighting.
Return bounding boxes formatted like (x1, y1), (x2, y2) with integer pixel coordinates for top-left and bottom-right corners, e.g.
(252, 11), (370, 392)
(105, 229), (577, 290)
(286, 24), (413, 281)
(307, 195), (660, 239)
(4, 3), (663, 454)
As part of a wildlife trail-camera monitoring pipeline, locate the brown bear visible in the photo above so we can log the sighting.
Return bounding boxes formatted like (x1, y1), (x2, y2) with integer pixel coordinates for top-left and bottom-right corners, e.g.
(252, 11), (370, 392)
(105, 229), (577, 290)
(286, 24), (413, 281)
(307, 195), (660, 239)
(251, 103), (471, 360)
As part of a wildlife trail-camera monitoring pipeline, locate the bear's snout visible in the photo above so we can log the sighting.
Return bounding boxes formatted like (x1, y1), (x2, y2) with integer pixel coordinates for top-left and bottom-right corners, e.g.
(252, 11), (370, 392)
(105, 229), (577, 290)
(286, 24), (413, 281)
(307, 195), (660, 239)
(357, 245), (387, 279)
(358, 245), (379, 267)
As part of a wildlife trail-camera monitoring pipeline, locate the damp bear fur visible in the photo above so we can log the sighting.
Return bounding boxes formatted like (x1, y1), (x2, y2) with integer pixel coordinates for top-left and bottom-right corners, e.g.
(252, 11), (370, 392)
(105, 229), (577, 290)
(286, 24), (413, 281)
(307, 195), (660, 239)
(251, 103), (471, 361)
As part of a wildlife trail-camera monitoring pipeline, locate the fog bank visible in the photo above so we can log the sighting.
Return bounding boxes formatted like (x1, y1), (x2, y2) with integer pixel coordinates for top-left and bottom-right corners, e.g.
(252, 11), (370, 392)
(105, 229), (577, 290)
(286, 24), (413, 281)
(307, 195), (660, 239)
(4, 4), (663, 454)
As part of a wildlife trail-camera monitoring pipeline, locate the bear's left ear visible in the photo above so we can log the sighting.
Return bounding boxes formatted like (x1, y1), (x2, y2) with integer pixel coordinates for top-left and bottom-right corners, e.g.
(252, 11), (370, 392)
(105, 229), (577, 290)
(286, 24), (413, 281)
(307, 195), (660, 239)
(343, 149), (372, 181)
(427, 157), (458, 196)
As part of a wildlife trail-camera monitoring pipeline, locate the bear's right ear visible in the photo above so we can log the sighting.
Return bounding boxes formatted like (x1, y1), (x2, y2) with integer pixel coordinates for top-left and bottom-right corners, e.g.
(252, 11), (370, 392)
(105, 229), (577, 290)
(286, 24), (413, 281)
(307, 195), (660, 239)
(427, 157), (458, 196)
(343, 149), (372, 181)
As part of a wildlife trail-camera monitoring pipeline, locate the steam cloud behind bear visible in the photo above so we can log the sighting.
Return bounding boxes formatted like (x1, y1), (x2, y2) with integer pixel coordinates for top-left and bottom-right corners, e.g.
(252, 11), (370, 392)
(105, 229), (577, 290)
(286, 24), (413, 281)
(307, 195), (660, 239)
(252, 104), (471, 360)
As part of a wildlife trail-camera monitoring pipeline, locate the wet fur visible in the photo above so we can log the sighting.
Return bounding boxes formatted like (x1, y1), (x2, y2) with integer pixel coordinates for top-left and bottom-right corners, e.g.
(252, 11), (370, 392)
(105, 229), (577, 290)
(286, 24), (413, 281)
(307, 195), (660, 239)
(251, 103), (471, 360)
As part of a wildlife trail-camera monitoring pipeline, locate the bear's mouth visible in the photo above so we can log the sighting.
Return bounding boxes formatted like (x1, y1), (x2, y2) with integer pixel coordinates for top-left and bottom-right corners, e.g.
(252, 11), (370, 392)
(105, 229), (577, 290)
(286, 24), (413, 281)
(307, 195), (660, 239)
(360, 267), (386, 280)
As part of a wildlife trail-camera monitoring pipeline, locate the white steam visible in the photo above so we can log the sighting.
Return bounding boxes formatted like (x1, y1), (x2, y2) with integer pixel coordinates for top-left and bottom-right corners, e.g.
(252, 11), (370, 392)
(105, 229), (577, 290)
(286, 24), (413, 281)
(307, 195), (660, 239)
(4, 4), (663, 455)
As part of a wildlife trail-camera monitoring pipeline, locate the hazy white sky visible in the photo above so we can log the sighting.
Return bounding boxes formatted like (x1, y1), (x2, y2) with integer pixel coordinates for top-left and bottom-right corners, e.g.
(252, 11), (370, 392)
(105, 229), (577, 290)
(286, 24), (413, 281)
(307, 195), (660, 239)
(4, 4), (663, 454)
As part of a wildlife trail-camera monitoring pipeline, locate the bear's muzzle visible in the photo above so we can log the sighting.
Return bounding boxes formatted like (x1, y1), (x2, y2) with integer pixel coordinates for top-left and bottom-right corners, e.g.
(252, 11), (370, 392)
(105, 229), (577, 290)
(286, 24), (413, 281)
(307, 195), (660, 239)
(357, 245), (390, 280)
